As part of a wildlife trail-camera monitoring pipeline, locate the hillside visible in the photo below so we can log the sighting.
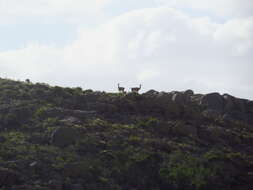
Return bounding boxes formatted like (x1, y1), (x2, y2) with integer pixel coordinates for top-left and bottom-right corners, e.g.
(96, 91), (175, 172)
(0, 78), (252, 190)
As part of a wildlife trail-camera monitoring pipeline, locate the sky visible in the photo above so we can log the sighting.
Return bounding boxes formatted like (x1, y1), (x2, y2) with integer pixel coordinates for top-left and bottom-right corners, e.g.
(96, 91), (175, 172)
(0, 0), (253, 99)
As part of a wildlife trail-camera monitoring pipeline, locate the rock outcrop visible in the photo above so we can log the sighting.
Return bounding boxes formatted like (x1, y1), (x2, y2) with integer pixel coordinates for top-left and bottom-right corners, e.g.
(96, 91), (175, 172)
(200, 93), (224, 111)
(51, 127), (79, 147)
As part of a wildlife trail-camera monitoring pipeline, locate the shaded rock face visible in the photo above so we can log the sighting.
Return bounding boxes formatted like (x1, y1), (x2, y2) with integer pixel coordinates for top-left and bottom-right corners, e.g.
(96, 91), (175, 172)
(172, 92), (185, 105)
(0, 167), (21, 187)
(51, 127), (79, 147)
(183, 89), (194, 103)
(223, 94), (248, 113)
(223, 94), (236, 112)
(63, 184), (83, 190)
(200, 93), (224, 111)
(248, 101), (253, 112)
(184, 89), (194, 97)
(143, 90), (159, 97)
(202, 109), (222, 121)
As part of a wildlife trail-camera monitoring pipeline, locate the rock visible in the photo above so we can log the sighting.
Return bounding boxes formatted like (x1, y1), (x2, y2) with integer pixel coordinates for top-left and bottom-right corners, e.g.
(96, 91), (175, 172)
(222, 113), (235, 123)
(235, 98), (248, 113)
(49, 179), (63, 190)
(223, 94), (248, 113)
(29, 161), (38, 167)
(61, 116), (81, 125)
(156, 92), (182, 116)
(172, 92), (185, 105)
(191, 94), (203, 104)
(184, 89), (194, 96)
(143, 90), (159, 97)
(183, 89), (194, 103)
(223, 94), (236, 112)
(200, 93), (224, 111)
(202, 109), (222, 121)
(0, 167), (21, 187)
(51, 127), (79, 147)
(247, 101), (253, 113)
(63, 184), (83, 190)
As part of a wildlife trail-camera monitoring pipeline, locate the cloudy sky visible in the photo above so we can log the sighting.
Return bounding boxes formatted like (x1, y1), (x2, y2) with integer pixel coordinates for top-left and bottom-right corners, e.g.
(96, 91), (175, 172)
(0, 0), (252, 99)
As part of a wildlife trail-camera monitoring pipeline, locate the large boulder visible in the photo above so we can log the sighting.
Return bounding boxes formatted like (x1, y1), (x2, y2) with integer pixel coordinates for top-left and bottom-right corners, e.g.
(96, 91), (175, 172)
(0, 168), (21, 187)
(156, 92), (182, 116)
(200, 93), (224, 111)
(171, 92), (185, 105)
(223, 94), (248, 113)
(51, 127), (79, 147)
(235, 98), (248, 113)
(142, 90), (159, 97)
(223, 94), (236, 112)
(183, 89), (194, 103)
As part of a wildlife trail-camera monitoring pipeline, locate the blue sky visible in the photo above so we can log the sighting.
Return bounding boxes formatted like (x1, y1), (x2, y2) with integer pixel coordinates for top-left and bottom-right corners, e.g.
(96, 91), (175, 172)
(0, 0), (253, 99)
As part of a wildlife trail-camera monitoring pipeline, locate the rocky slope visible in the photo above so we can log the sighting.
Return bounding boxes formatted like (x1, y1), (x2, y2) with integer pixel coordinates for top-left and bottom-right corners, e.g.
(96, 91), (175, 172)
(0, 78), (252, 190)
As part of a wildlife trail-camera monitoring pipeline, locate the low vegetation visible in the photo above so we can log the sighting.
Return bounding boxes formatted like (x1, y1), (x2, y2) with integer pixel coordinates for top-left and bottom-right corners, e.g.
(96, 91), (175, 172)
(0, 78), (252, 190)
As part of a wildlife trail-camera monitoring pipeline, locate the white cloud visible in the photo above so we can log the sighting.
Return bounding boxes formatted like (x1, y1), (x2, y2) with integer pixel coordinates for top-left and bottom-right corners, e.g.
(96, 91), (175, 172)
(0, 7), (253, 98)
(0, 0), (111, 15)
(0, 0), (112, 24)
(157, 0), (253, 18)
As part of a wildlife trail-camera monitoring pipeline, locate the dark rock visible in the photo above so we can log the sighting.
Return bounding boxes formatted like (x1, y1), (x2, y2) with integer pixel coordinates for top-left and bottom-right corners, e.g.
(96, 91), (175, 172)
(202, 109), (222, 121)
(172, 92), (185, 105)
(155, 93), (182, 116)
(247, 101), (253, 113)
(222, 112), (250, 123)
(223, 94), (236, 112)
(223, 94), (248, 113)
(51, 127), (79, 147)
(63, 184), (83, 190)
(222, 113), (235, 123)
(183, 89), (194, 103)
(191, 94), (203, 103)
(49, 179), (63, 190)
(0, 167), (21, 187)
(236, 98), (248, 113)
(143, 90), (159, 97)
(183, 89), (194, 97)
(200, 93), (224, 111)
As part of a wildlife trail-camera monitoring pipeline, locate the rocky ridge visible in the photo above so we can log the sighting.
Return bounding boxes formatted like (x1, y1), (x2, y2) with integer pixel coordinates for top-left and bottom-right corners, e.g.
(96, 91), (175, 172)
(0, 78), (252, 190)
